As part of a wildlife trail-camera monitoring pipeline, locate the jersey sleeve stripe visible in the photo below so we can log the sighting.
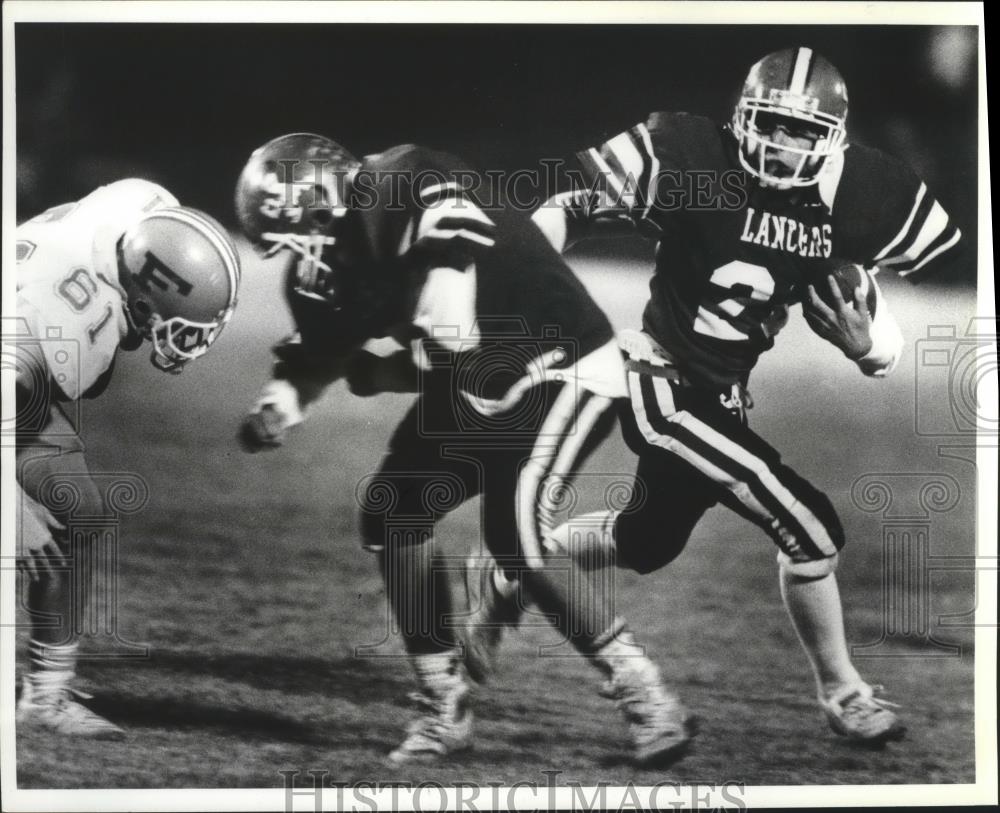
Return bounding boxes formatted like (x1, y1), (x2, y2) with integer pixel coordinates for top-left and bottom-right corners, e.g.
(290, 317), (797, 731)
(604, 132), (646, 187)
(411, 198), (496, 266)
(879, 199), (950, 267)
(416, 202), (496, 244)
(419, 181), (465, 206)
(896, 226), (962, 277)
(419, 227), (496, 248)
(429, 214), (497, 237)
(633, 122), (660, 221)
(872, 182), (927, 261)
(583, 147), (626, 200)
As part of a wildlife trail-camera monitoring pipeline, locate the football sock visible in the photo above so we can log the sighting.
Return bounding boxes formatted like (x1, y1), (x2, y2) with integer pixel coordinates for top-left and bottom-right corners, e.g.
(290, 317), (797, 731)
(779, 569), (863, 697)
(411, 649), (465, 689)
(379, 540), (458, 655)
(26, 638), (78, 699)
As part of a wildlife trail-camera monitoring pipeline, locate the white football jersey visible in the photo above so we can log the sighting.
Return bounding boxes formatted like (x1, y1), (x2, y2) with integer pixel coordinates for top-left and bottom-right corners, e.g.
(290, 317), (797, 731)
(16, 179), (179, 400)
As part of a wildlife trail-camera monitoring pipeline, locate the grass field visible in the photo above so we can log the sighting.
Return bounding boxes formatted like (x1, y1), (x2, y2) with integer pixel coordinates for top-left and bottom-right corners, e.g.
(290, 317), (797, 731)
(14, 243), (980, 789)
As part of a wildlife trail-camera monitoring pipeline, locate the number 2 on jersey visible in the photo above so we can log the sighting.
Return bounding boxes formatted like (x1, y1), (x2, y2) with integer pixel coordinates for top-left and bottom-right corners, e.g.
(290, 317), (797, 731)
(694, 260), (775, 341)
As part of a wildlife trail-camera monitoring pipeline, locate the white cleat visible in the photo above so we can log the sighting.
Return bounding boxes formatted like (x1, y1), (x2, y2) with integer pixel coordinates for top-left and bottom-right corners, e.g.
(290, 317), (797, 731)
(608, 659), (694, 766)
(819, 683), (906, 745)
(16, 679), (125, 740)
(461, 556), (521, 684)
(594, 629), (694, 766)
(388, 686), (473, 765)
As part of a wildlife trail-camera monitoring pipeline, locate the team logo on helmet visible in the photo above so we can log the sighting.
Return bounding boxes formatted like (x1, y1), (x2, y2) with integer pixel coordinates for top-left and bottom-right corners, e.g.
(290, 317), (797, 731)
(118, 206), (241, 373)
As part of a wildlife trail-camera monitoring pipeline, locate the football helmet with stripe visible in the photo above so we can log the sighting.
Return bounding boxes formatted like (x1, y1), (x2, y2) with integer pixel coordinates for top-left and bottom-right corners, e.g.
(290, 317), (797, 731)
(234, 133), (360, 301)
(732, 48), (849, 189)
(118, 207), (241, 373)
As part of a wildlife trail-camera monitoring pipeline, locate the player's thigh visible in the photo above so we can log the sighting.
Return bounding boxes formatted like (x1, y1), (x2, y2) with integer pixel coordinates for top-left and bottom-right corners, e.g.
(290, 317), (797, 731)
(642, 380), (844, 566)
(614, 446), (719, 574)
(359, 396), (482, 551)
(16, 404), (103, 528)
(513, 386), (619, 568)
(680, 395), (845, 556)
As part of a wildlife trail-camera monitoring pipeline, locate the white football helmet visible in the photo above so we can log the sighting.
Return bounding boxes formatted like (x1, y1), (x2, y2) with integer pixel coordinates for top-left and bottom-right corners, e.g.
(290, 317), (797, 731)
(117, 207), (241, 373)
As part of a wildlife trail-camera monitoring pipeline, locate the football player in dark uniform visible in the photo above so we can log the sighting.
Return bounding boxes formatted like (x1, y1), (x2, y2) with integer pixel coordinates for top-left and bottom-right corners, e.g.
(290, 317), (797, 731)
(469, 48), (963, 745)
(234, 134), (691, 765)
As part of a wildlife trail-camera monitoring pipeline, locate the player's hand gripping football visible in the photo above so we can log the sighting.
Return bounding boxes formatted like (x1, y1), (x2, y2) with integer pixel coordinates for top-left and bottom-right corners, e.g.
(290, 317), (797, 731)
(804, 275), (874, 360)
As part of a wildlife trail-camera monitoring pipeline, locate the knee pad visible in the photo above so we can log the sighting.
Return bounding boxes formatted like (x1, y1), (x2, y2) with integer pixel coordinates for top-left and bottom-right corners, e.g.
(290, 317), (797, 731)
(777, 550), (839, 579)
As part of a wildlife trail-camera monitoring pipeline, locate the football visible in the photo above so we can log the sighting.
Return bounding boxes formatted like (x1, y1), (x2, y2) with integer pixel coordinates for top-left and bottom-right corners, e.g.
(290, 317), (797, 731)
(807, 263), (878, 316)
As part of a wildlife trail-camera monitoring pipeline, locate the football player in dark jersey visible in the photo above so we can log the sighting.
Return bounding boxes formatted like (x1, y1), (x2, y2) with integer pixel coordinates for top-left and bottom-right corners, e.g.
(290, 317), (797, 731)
(234, 134), (692, 765)
(468, 48), (964, 745)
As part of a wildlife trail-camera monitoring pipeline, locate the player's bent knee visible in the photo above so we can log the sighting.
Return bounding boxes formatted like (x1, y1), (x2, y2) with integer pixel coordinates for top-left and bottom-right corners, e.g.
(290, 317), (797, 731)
(777, 550), (839, 579)
(616, 532), (687, 575)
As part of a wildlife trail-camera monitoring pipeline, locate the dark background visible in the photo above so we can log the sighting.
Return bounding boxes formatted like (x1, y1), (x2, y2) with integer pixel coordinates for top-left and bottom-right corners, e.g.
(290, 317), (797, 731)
(12, 22), (983, 788)
(16, 24), (978, 278)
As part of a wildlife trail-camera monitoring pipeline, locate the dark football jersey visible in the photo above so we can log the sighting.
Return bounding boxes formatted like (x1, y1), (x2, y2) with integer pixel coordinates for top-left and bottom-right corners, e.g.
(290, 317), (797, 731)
(280, 144), (614, 401)
(575, 112), (962, 388)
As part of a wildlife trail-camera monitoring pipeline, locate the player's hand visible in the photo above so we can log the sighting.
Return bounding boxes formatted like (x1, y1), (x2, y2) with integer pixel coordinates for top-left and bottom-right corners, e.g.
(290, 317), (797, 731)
(237, 405), (287, 452)
(17, 539), (68, 583)
(761, 303), (790, 339)
(804, 275), (873, 360)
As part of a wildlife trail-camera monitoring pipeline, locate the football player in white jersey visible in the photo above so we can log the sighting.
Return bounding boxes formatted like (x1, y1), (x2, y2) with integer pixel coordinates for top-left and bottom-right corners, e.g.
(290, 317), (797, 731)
(14, 179), (241, 738)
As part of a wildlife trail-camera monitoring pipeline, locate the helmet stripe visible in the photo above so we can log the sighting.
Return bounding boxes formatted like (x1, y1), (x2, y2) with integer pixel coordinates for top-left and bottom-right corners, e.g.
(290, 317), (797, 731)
(153, 208), (240, 305)
(789, 47), (813, 95)
(163, 208), (240, 298)
(168, 207), (242, 285)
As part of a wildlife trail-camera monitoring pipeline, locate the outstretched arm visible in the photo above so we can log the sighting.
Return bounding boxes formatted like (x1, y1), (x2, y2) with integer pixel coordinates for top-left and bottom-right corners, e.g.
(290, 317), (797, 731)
(238, 334), (353, 452)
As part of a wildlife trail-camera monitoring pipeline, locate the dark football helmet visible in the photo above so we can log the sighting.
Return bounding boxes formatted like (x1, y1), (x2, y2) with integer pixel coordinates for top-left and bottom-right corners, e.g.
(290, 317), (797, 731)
(234, 133), (360, 301)
(731, 47), (849, 188)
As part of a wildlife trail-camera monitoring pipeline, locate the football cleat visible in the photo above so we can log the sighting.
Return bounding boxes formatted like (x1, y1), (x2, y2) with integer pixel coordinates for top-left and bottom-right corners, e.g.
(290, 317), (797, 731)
(609, 659), (694, 766)
(461, 556), (522, 684)
(117, 206), (241, 373)
(731, 47), (849, 188)
(819, 683), (906, 744)
(594, 629), (694, 766)
(16, 679), (125, 740)
(388, 686), (472, 764)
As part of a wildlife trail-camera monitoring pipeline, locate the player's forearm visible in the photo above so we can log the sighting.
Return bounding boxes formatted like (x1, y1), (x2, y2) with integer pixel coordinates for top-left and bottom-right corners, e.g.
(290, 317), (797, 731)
(346, 349), (420, 396)
(269, 336), (350, 412)
(532, 190), (600, 252)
